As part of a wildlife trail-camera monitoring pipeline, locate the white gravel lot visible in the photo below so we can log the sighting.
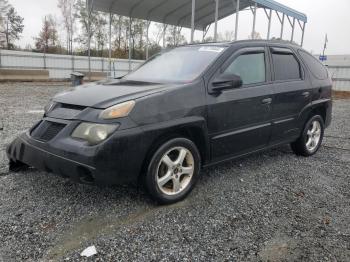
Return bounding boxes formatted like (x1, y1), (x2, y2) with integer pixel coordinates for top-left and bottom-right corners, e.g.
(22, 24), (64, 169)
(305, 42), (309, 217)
(0, 82), (349, 261)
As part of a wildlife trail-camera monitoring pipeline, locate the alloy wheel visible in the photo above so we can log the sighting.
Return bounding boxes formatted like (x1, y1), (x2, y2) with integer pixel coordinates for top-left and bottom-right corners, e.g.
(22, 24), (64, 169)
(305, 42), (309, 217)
(156, 147), (195, 196)
(305, 120), (322, 152)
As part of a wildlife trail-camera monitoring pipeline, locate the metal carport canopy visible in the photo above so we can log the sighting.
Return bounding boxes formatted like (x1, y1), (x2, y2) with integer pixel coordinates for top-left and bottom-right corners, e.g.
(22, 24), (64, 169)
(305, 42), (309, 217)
(89, 0), (307, 30)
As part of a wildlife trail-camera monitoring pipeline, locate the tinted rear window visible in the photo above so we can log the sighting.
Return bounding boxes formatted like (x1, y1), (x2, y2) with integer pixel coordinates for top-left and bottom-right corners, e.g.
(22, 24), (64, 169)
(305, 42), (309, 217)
(272, 51), (301, 81)
(298, 50), (328, 80)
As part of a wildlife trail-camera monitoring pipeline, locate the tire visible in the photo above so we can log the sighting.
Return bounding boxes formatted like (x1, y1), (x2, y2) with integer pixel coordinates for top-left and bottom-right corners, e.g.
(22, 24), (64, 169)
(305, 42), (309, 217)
(291, 115), (325, 157)
(145, 137), (201, 204)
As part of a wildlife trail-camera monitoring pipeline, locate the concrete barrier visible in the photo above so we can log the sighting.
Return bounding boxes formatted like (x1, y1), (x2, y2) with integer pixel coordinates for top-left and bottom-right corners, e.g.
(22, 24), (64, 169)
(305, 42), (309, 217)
(0, 69), (49, 81)
(81, 71), (108, 81)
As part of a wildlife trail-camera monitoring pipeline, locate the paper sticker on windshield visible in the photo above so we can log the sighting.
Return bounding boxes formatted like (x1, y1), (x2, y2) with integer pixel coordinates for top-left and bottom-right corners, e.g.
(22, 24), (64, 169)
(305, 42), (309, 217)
(198, 46), (225, 53)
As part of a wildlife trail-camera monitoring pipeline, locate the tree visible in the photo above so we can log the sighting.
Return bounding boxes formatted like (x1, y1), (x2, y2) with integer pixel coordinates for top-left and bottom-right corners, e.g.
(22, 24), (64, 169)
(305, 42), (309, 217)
(248, 31), (262, 40)
(74, 0), (97, 53)
(112, 15), (123, 50)
(153, 23), (165, 46)
(0, 1), (23, 49)
(35, 15), (60, 53)
(166, 26), (185, 47)
(58, 0), (76, 54)
(3, 7), (24, 49)
(94, 12), (107, 56)
(0, 0), (10, 23)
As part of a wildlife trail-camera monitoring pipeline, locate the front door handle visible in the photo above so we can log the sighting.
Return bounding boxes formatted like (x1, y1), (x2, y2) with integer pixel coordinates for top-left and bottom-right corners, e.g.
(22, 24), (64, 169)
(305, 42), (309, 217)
(261, 98), (272, 104)
(302, 91), (310, 98)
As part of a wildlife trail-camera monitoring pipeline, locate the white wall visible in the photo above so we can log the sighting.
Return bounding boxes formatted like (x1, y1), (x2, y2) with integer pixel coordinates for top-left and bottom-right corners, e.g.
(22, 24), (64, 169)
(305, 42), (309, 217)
(324, 55), (350, 92)
(0, 49), (144, 79)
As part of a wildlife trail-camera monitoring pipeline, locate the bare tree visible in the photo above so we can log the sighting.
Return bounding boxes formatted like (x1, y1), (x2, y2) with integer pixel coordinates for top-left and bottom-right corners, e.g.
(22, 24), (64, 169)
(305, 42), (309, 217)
(248, 31), (262, 40)
(112, 15), (123, 50)
(95, 12), (107, 56)
(58, 0), (76, 54)
(35, 15), (59, 53)
(74, 0), (97, 52)
(166, 25), (185, 47)
(0, 0), (9, 21)
(153, 23), (164, 46)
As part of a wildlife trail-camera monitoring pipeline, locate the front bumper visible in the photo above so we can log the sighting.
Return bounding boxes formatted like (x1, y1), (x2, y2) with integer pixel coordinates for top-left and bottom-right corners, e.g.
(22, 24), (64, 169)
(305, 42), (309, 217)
(6, 122), (149, 185)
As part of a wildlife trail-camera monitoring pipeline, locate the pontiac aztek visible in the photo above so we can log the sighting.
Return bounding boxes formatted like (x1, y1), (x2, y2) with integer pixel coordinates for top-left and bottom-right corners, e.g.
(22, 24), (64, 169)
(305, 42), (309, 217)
(7, 40), (332, 204)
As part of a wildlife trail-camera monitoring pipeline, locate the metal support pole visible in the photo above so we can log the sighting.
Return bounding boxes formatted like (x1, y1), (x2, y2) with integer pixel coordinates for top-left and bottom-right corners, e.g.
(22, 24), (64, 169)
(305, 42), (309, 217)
(108, 12), (112, 78)
(163, 24), (167, 48)
(87, 0), (94, 81)
(191, 0), (195, 43)
(202, 24), (210, 42)
(267, 9), (272, 40)
(128, 17), (132, 72)
(71, 54), (74, 72)
(43, 16), (47, 70)
(251, 3), (257, 39)
(214, 0), (219, 41)
(280, 13), (285, 39)
(234, 0), (240, 41)
(163, 24), (168, 48)
(291, 17), (295, 42)
(43, 52), (46, 69)
(300, 22), (306, 47)
(146, 21), (150, 59)
(173, 26), (176, 46)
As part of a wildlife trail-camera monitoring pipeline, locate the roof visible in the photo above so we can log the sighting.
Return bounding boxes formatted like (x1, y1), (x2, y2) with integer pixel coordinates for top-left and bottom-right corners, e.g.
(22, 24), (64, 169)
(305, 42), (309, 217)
(180, 39), (303, 48)
(89, 0), (307, 31)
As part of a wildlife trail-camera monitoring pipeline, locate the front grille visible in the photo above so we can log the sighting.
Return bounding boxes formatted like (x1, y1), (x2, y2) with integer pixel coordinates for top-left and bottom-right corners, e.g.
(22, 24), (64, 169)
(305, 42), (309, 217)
(31, 121), (66, 142)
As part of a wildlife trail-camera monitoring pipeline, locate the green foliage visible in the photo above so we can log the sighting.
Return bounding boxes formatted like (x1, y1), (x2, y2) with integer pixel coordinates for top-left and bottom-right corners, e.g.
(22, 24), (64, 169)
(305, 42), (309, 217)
(0, 1), (24, 49)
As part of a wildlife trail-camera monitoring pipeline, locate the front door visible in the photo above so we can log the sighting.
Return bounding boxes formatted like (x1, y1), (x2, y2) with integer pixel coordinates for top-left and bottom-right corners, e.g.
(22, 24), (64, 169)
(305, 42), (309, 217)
(207, 46), (274, 162)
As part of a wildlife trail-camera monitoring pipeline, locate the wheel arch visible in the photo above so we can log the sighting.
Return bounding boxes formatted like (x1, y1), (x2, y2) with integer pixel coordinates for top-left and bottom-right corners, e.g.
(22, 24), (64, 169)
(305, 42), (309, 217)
(298, 98), (331, 128)
(138, 117), (210, 182)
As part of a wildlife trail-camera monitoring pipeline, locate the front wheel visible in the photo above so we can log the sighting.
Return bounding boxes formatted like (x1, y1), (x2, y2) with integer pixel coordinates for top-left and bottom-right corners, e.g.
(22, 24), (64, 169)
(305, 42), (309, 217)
(145, 138), (201, 204)
(291, 115), (324, 156)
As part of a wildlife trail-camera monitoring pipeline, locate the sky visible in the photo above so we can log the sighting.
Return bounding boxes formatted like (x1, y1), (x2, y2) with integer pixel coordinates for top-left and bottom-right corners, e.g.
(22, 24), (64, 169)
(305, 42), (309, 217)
(9, 0), (350, 55)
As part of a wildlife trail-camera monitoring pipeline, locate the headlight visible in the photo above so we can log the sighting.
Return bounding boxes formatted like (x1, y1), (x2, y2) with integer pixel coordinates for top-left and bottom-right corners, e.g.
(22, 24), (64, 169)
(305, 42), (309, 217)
(99, 101), (135, 120)
(71, 123), (118, 145)
(44, 101), (56, 114)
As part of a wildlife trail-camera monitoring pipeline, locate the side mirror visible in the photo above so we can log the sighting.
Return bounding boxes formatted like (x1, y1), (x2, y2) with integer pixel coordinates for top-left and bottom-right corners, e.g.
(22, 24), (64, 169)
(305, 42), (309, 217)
(210, 74), (243, 93)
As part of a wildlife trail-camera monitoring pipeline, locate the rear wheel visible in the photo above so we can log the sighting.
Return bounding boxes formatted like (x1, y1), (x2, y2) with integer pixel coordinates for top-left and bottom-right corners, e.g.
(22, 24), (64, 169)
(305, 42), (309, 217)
(291, 115), (324, 156)
(145, 138), (201, 204)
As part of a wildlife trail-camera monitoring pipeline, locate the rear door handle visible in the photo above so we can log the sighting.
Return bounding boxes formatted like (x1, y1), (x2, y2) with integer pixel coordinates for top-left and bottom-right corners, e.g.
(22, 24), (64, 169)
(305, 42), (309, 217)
(302, 91), (310, 98)
(261, 98), (272, 104)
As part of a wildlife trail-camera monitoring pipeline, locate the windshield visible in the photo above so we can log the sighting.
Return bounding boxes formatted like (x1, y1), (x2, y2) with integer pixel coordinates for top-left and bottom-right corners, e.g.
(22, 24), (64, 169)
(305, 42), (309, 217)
(124, 45), (226, 83)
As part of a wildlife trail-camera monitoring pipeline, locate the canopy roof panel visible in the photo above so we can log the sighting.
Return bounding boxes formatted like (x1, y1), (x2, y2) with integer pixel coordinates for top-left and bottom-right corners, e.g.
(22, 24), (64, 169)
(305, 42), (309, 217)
(89, 0), (307, 30)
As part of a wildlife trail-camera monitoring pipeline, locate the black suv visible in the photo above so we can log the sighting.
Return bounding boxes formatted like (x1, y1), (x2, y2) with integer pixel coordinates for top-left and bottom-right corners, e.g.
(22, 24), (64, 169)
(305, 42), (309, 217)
(7, 41), (332, 204)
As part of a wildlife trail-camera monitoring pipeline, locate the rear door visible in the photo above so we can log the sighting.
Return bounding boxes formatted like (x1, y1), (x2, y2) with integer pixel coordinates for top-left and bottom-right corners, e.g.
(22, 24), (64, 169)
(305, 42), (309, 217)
(269, 46), (312, 144)
(207, 46), (274, 162)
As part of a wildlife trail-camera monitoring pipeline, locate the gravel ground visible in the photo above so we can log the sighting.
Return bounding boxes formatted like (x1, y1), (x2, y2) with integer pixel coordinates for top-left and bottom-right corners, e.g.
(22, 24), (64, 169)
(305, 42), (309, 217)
(0, 82), (349, 261)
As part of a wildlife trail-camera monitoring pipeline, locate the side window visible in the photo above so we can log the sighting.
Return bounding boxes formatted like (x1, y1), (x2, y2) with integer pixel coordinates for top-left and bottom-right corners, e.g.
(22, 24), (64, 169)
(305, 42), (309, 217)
(298, 50), (328, 80)
(224, 52), (266, 85)
(271, 49), (301, 81)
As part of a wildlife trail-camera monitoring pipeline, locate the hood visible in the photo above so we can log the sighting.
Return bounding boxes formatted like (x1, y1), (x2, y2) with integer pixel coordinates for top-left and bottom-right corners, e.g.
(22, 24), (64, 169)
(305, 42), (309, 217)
(53, 80), (171, 109)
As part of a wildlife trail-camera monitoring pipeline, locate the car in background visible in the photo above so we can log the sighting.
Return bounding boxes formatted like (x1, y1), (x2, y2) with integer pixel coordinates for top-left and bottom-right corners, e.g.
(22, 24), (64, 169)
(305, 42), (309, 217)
(7, 40), (332, 204)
